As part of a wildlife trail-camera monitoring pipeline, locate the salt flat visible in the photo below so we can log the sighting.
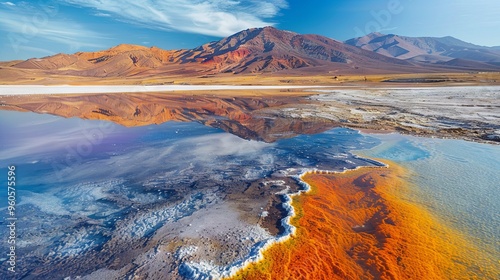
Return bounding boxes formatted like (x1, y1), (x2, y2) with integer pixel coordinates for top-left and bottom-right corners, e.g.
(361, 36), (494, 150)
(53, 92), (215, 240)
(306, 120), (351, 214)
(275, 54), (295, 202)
(275, 85), (500, 143)
(0, 85), (330, 95)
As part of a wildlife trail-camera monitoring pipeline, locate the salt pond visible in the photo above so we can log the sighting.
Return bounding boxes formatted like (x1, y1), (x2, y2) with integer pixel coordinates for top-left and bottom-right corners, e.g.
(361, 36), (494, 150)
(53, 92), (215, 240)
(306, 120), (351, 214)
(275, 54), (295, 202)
(0, 108), (498, 279)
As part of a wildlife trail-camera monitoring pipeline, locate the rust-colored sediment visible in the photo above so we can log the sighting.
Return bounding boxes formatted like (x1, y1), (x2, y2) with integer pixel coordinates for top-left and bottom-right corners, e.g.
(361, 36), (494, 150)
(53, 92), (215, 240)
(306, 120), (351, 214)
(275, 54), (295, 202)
(229, 162), (498, 280)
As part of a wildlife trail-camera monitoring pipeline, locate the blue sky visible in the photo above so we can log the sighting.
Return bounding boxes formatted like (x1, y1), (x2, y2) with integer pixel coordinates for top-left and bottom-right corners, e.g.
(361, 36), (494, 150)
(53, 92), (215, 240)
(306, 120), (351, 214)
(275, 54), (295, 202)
(1, 0), (499, 60)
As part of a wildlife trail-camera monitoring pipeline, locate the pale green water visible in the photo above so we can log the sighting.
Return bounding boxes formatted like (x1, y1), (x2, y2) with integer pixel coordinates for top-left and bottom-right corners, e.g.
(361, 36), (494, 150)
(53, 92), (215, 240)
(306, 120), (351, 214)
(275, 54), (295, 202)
(361, 133), (500, 267)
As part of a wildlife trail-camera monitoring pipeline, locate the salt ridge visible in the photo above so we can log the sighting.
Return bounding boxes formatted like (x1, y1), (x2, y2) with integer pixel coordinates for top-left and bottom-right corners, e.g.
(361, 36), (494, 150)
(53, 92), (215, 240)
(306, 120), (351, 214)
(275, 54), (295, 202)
(182, 156), (388, 280)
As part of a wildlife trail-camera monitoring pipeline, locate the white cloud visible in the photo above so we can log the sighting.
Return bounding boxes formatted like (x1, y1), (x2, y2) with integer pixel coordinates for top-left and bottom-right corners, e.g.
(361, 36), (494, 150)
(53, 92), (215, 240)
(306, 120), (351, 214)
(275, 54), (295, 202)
(180, 133), (273, 159)
(2, 1), (15, 6)
(0, 8), (109, 52)
(61, 0), (288, 37)
(94, 12), (111, 17)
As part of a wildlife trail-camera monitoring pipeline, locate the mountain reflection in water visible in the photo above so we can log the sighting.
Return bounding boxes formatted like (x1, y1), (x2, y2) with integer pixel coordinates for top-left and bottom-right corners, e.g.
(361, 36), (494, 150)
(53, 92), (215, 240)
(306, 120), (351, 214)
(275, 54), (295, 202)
(1, 92), (339, 142)
(0, 100), (378, 279)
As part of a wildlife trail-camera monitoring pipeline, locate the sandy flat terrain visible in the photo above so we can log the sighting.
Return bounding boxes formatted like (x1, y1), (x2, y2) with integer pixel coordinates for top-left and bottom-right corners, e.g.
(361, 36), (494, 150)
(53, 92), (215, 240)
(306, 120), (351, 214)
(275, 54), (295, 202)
(1, 70), (499, 87)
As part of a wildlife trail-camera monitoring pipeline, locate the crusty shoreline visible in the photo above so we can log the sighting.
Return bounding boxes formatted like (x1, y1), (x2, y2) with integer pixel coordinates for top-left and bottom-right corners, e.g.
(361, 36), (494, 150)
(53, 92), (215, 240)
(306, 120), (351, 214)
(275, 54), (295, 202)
(229, 160), (498, 279)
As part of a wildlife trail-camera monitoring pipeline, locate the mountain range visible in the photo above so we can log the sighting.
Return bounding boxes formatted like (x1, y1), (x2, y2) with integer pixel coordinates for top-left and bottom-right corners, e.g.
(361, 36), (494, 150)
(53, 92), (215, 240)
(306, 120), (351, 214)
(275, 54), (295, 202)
(345, 32), (500, 69)
(1, 26), (499, 80)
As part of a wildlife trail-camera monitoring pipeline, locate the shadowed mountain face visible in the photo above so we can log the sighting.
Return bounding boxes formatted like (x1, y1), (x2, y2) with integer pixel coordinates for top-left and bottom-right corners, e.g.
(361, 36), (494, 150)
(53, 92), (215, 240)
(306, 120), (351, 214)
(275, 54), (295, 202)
(345, 33), (500, 69)
(5, 26), (499, 79)
(1, 93), (337, 142)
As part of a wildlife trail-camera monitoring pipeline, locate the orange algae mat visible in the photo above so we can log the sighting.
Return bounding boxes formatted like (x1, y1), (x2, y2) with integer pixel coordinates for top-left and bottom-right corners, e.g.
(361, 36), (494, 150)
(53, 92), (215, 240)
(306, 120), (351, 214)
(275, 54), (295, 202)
(229, 162), (498, 280)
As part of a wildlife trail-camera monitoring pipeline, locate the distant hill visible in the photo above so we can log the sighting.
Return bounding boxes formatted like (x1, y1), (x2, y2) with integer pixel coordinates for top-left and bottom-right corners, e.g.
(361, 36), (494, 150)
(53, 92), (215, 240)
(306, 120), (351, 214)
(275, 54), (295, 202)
(11, 45), (183, 77)
(345, 33), (500, 66)
(2, 27), (500, 81)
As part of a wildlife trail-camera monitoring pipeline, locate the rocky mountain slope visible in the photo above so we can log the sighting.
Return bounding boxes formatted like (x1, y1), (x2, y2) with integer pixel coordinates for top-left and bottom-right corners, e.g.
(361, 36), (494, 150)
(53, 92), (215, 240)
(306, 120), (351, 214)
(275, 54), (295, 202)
(177, 26), (412, 73)
(3, 27), (500, 80)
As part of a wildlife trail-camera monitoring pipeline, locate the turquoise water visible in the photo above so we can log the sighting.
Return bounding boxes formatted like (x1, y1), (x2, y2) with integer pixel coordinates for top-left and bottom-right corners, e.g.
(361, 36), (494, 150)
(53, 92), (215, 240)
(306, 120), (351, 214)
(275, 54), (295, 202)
(361, 133), (500, 260)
